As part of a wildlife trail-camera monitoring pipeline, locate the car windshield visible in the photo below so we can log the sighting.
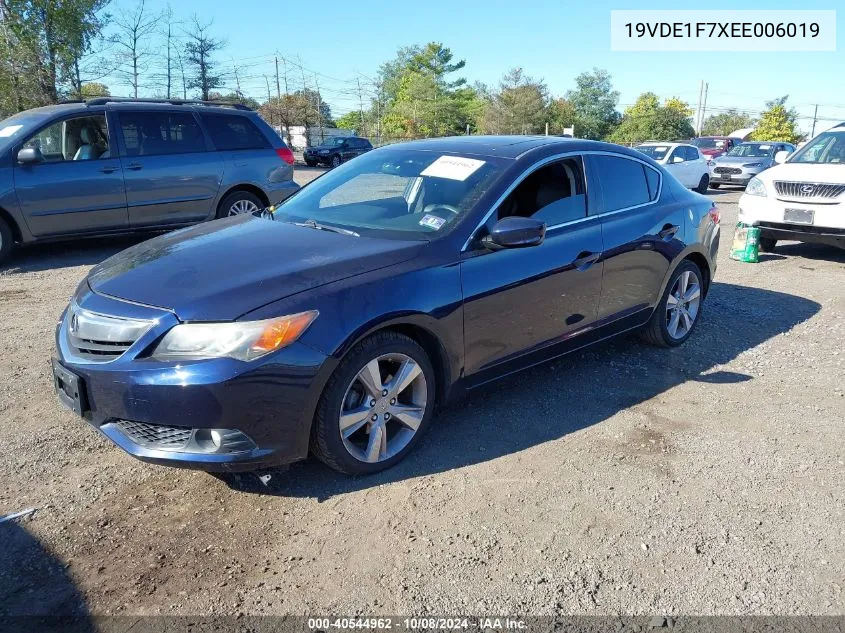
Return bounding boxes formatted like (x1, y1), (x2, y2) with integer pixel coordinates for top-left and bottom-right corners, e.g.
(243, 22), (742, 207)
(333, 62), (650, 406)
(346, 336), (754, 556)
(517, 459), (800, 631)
(727, 143), (774, 158)
(691, 138), (726, 149)
(634, 145), (671, 161)
(788, 131), (845, 164)
(320, 137), (347, 147)
(273, 148), (506, 239)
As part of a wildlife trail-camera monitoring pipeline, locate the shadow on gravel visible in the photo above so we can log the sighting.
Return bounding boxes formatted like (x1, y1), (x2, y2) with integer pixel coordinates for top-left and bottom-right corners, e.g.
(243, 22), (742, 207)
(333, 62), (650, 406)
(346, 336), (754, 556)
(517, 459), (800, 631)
(773, 242), (845, 264)
(0, 235), (150, 275)
(221, 281), (821, 500)
(0, 521), (93, 632)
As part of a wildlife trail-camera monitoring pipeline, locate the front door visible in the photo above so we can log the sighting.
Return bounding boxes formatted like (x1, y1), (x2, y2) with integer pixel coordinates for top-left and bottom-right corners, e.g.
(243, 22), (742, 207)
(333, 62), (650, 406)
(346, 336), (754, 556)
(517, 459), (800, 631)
(115, 109), (224, 228)
(14, 114), (127, 237)
(461, 156), (604, 379)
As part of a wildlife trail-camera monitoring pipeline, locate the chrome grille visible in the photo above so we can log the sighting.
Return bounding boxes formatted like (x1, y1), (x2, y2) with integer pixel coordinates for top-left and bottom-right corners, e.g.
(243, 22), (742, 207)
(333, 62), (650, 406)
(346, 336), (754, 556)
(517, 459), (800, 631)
(66, 303), (154, 362)
(773, 181), (845, 199)
(115, 420), (192, 450)
(714, 166), (742, 174)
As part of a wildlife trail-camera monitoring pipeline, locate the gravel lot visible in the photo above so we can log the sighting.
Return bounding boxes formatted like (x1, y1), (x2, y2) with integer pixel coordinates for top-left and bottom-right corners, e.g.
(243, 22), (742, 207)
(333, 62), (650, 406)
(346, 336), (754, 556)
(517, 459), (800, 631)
(1, 174), (843, 619)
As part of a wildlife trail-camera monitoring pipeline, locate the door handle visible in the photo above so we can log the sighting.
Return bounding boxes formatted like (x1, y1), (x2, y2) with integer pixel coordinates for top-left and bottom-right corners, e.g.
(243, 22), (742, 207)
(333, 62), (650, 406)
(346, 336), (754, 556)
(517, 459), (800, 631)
(572, 251), (601, 271)
(99, 165), (118, 174)
(126, 162), (143, 170)
(658, 224), (680, 241)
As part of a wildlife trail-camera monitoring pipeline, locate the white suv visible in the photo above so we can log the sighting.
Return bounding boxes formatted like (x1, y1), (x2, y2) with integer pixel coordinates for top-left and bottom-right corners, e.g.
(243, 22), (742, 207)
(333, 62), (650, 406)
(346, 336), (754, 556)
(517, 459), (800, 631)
(739, 125), (845, 251)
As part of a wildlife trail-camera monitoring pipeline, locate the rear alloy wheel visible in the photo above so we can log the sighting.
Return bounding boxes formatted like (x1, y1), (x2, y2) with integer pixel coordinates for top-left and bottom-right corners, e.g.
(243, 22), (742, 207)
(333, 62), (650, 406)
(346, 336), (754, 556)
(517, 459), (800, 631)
(759, 237), (778, 252)
(330, 154), (341, 168)
(312, 331), (435, 475)
(641, 260), (704, 347)
(695, 173), (710, 194)
(216, 190), (264, 219)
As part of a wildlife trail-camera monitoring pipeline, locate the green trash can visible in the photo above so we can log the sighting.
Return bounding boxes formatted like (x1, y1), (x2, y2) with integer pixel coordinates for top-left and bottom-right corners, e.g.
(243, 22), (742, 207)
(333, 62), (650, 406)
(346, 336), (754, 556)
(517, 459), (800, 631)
(730, 223), (761, 263)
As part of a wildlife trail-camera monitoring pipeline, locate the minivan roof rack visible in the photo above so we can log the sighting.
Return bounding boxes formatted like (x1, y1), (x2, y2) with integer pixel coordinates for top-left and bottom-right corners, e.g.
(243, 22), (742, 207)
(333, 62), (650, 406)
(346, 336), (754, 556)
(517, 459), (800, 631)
(84, 97), (253, 111)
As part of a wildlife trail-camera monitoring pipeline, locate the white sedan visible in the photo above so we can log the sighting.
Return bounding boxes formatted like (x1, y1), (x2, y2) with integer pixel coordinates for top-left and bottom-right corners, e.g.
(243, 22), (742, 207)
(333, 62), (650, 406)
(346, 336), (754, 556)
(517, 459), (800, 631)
(634, 142), (710, 193)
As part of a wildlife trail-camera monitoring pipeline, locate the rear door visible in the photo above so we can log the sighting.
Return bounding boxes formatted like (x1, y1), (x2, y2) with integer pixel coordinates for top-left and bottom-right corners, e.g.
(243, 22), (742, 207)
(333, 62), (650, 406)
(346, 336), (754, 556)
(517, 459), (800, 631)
(666, 146), (690, 186)
(461, 155), (604, 378)
(13, 113), (127, 236)
(116, 109), (225, 228)
(588, 153), (682, 321)
(685, 146), (706, 185)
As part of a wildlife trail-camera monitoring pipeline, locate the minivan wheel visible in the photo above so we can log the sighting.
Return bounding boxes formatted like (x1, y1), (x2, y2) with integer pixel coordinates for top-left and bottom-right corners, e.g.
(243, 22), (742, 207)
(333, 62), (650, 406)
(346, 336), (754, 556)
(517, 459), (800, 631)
(695, 173), (709, 194)
(0, 217), (13, 265)
(312, 331), (436, 475)
(216, 190), (264, 219)
(330, 154), (341, 168)
(641, 260), (704, 347)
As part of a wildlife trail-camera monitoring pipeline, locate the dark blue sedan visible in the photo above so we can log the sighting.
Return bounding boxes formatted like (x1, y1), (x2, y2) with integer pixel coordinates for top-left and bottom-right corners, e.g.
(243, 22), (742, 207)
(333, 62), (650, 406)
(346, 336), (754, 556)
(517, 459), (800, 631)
(52, 136), (720, 475)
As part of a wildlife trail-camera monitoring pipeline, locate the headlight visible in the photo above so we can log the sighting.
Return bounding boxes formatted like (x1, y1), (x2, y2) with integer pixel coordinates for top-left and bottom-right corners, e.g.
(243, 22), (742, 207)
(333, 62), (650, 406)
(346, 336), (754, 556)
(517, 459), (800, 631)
(151, 311), (318, 361)
(745, 177), (767, 197)
(742, 162), (762, 168)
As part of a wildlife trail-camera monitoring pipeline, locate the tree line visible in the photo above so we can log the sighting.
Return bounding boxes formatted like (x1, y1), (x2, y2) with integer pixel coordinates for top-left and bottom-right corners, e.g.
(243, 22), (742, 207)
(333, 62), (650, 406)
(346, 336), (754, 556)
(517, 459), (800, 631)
(0, 2), (803, 145)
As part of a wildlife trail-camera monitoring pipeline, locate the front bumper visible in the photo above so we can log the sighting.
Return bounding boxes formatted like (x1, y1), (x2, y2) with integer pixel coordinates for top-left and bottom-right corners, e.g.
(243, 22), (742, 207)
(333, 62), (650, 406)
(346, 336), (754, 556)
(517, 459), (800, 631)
(54, 287), (335, 471)
(738, 193), (845, 248)
(710, 169), (757, 186)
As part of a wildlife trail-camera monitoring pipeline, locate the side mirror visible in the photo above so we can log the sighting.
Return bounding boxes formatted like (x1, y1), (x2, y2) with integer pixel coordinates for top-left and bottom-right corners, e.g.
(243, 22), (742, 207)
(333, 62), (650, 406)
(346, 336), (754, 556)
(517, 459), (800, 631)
(483, 216), (545, 250)
(17, 147), (43, 165)
(774, 150), (789, 164)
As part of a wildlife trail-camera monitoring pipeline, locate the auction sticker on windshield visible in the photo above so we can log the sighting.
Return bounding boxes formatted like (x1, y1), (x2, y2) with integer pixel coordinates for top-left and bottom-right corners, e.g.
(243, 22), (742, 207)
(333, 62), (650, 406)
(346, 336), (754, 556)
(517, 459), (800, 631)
(419, 214), (447, 230)
(421, 155), (486, 181)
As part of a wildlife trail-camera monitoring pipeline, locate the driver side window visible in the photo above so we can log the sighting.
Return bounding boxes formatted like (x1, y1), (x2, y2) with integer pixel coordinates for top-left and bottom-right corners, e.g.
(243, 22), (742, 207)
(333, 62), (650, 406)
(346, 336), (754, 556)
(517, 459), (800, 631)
(668, 148), (686, 163)
(497, 157), (587, 226)
(22, 115), (109, 162)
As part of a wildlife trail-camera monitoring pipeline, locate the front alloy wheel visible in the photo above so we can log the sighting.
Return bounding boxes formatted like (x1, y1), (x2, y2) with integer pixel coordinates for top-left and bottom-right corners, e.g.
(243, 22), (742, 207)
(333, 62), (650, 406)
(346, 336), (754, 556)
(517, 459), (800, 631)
(312, 331), (435, 475)
(339, 353), (427, 464)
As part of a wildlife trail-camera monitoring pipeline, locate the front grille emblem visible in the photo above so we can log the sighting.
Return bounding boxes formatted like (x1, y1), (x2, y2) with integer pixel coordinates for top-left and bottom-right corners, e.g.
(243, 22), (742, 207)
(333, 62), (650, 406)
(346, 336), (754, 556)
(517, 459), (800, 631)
(801, 185), (815, 195)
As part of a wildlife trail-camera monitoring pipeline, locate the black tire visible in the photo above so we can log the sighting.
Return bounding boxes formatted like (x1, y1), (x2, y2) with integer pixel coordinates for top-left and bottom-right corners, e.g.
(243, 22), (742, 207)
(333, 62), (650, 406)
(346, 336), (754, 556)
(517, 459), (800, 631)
(641, 260), (705, 348)
(311, 331), (436, 475)
(305, 159), (318, 167)
(695, 173), (710, 194)
(709, 182), (720, 189)
(759, 237), (778, 252)
(215, 190), (264, 219)
(0, 216), (13, 265)
(330, 154), (341, 168)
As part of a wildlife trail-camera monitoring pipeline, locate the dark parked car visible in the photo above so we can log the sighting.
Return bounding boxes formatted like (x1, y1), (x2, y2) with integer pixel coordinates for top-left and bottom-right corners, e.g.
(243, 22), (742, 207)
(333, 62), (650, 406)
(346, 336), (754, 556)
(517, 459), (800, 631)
(52, 136), (719, 475)
(0, 98), (298, 264)
(303, 136), (372, 167)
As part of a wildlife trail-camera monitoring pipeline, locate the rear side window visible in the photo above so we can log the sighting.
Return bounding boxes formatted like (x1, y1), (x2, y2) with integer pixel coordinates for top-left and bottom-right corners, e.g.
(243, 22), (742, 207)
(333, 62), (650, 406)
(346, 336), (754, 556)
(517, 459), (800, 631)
(592, 155), (653, 212)
(201, 114), (270, 151)
(119, 111), (206, 157)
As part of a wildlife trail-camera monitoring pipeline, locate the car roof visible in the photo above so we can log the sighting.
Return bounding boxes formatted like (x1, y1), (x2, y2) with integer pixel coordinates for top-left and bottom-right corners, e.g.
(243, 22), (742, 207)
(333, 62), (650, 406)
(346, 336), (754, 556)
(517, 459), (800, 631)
(387, 135), (634, 160)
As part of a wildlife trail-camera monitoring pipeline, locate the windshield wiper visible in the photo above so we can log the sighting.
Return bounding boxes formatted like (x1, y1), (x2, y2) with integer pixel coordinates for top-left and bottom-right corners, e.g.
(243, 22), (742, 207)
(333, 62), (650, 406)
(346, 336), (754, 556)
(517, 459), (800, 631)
(293, 219), (360, 237)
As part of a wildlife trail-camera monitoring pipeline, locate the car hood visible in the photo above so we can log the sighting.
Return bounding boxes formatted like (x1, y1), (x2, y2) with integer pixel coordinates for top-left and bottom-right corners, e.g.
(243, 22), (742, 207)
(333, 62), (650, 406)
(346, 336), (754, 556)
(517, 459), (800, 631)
(714, 155), (771, 165)
(758, 162), (845, 184)
(87, 215), (425, 321)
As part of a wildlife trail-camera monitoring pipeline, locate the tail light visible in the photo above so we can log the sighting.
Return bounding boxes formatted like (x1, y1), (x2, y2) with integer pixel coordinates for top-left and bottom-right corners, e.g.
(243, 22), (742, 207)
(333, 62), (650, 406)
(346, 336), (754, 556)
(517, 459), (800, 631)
(708, 205), (720, 224)
(275, 147), (295, 165)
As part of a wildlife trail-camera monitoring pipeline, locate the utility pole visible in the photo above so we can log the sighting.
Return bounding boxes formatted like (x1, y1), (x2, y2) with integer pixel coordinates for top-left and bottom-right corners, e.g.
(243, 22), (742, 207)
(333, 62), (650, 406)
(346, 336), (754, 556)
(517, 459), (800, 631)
(264, 75), (273, 127)
(314, 74), (324, 144)
(297, 55), (310, 146)
(695, 80), (704, 134)
(700, 82), (709, 133)
(232, 59), (241, 97)
(166, 20), (172, 99)
(811, 104), (819, 137)
(274, 56), (281, 99)
(356, 77), (366, 137)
